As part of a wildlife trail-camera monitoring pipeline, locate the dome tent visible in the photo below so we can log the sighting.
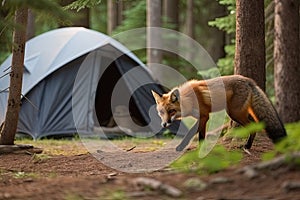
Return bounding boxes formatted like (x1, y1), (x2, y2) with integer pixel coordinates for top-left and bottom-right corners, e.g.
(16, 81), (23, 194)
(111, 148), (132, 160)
(0, 27), (186, 139)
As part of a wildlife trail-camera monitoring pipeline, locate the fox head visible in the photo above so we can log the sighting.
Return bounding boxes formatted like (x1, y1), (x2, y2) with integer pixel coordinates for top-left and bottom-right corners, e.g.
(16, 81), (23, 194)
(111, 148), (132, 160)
(151, 89), (181, 128)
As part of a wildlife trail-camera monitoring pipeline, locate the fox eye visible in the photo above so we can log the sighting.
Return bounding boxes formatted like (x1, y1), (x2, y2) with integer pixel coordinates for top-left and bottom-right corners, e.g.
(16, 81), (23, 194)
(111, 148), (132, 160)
(168, 109), (176, 115)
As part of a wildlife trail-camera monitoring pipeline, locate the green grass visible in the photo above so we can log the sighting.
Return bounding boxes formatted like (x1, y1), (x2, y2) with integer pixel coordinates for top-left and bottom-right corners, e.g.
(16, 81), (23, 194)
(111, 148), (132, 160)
(15, 136), (179, 156)
(172, 143), (243, 174)
(263, 122), (300, 161)
(15, 138), (88, 156)
(13, 171), (39, 179)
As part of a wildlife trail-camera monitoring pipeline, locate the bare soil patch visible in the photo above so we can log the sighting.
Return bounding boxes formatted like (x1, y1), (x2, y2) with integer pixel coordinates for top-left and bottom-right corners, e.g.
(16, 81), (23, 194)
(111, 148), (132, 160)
(0, 134), (300, 200)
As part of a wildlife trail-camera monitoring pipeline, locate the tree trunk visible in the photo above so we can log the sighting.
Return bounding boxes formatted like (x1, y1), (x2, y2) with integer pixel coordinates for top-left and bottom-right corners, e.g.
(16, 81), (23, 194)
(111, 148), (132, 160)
(26, 9), (35, 40)
(185, 0), (195, 63)
(147, 0), (162, 80)
(107, 0), (117, 35)
(163, 0), (179, 68)
(163, 0), (179, 30)
(0, 8), (28, 145)
(117, 0), (124, 26)
(274, 0), (300, 123)
(234, 0), (266, 91)
(186, 0), (195, 39)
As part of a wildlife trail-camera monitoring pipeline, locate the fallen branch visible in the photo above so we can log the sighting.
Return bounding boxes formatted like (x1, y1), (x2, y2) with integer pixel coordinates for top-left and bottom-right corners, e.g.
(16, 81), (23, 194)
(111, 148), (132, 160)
(0, 144), (43, 154)
(126, 146), (136, 152)
(237, 152), (300, 179)
(253, 152), (300, 170)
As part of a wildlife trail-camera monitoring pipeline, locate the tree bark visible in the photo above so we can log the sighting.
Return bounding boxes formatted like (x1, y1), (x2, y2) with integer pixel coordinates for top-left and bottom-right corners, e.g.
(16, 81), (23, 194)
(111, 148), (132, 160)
(186, 0), (195, 40)
(163, 0), (179, 30)
(274, 0), (300, 123)
(0, 8), (28, 145)
(107, 0), (117, 35)
(163, 0), (179, 68)
(117, 0), (124, 26)
(234, 0), (266, 91)
(26, 9), (35, 40)
(147, 0), (162, 80)
(185, 0), (195, 62)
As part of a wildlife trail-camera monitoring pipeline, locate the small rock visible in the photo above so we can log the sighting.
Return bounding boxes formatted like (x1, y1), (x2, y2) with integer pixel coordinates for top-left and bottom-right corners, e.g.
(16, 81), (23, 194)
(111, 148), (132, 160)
(133, 177), (182, 198)
(160, 184), (182, 198)
(107, 172), (118, 179)
(127, 191), (154, 197)
(183, 177), (207, 191)
(242, 166), (259, 179)
(282, 181), (300, 192)
(23, 178), (34, 183)
(4, 193), (12, 198)
(210, 176), (233, 184)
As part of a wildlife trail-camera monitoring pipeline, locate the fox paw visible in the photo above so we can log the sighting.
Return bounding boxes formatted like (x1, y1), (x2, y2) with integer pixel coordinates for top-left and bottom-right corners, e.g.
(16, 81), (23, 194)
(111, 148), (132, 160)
(176, 145), (185, 152)
(242, 147), (252, 155)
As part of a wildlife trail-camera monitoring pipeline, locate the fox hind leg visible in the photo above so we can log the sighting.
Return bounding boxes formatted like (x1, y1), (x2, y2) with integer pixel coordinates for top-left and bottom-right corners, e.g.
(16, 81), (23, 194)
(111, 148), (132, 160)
(227, 108), (256, 149)
(198, 115), (209, 141)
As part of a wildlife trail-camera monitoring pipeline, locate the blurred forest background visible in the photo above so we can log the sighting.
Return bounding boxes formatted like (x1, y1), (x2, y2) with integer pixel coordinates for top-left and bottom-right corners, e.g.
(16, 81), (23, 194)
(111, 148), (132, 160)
(1, 0), (228, 75)
(1, 1), (233, 70)
(0, 0), (283, 94)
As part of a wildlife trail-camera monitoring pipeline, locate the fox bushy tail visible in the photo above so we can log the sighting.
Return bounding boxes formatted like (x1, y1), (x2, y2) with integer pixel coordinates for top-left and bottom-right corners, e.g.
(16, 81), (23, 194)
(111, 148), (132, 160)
(250, 85), (287, 142)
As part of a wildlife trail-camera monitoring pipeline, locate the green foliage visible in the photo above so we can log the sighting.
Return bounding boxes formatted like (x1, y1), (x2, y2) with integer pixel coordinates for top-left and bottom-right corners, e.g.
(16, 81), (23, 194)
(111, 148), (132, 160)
(208, 0), (277, 98)
(13, 171), (39, 179)
(102, 190), (128, 200)
(208, 0), (236, 34)
(197, 68), (221, 79)
(63, 0), (102, 11)
(113, 0), (146, 62)
(0, 0), (70, 63)
(172, 122), (268, 174)
(2, 0), (68, 18)
(216, 43), (235, 75)
(114, 0), (146, 33)
(64, 193), (84, 200)
(172, 143), (242, 174)
(227, 122), (265, 139)
(90, 3), (107, 34)
(263, 122), (300, 161)
(208, 0), (236, 75)
(208, 0), (236, 36)
(264, 0), (275, 98)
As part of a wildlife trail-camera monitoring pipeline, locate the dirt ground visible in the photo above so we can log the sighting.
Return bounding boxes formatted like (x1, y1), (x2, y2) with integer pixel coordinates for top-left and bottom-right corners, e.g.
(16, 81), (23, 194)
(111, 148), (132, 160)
(0, 134), (300, 200)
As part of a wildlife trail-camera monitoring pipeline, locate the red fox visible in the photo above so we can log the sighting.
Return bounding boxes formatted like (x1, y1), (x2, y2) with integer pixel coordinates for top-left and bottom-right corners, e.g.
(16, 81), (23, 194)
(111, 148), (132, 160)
(151, 75), (287, 150)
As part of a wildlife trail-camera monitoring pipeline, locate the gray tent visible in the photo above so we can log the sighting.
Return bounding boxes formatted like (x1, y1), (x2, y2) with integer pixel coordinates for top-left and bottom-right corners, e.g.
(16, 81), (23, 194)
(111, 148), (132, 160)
(0, 27), (185, 139)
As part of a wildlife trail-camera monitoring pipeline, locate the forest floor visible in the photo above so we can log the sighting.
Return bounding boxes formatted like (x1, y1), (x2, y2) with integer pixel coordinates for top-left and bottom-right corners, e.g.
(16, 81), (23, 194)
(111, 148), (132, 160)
(0, 134), (300, 200)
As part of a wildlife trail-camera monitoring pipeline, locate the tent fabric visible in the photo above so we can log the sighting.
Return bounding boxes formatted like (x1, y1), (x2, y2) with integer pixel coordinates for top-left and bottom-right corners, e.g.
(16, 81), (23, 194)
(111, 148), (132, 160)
(0, 27), (187, 139)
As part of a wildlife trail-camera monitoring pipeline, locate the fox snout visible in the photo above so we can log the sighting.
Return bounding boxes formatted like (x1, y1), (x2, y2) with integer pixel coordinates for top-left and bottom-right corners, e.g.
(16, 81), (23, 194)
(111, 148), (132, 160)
(162, 119), (172, 128)
(161, 115), (177, 127)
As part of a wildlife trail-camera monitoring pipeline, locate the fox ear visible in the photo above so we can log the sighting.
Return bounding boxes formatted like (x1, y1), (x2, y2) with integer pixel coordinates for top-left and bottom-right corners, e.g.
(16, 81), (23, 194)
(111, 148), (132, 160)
(170, 89), (180, 103)
(151, 90), (162, 103)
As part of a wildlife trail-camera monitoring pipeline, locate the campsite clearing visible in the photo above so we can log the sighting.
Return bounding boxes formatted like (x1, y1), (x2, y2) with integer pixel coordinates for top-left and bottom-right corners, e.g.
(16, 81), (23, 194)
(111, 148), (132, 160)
(1, 135), (300, 200)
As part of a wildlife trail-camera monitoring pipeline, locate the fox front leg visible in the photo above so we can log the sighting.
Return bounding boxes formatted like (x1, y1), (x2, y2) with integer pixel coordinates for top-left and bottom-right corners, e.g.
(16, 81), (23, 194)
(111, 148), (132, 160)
(176, 120), (199, 151)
